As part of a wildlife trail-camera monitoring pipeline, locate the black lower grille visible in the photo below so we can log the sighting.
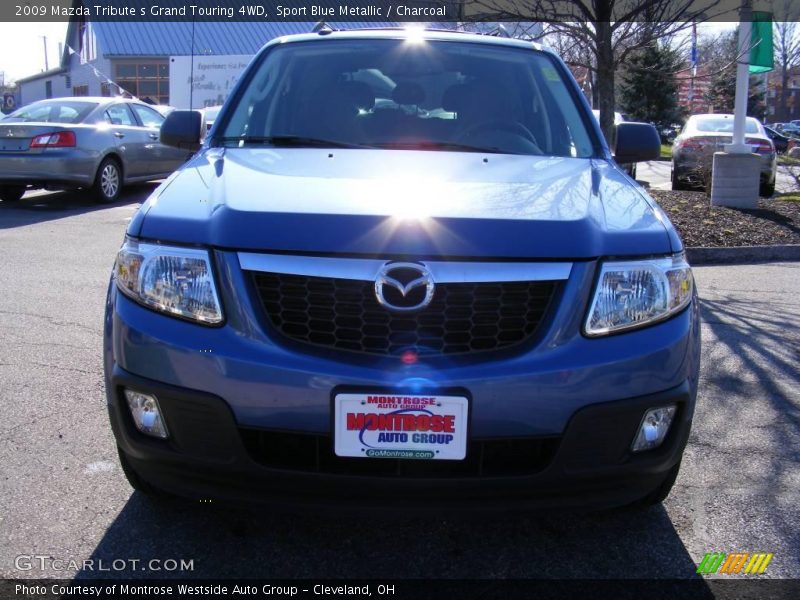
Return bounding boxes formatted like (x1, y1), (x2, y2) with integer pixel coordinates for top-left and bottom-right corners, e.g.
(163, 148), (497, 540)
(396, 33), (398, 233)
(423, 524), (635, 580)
(240, 429), (559, 478)
(250, 271), (557, 357)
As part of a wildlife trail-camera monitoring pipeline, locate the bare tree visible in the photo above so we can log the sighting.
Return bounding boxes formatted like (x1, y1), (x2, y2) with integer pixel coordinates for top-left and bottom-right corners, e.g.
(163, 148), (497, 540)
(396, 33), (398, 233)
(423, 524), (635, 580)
(459, 21), (544, 39)
(696, 28), (734, 71)
(534, 27), (598, 103)
(465, 1), (723, 145)
(773, 3), (800, 120)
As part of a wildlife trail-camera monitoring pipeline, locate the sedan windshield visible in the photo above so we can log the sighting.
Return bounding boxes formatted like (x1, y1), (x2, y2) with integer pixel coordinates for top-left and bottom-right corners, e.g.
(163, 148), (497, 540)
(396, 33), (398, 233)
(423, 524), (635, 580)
(218, 38), (596, 157)
(5, 100), (98, 124)
(693, 116), (760, 134)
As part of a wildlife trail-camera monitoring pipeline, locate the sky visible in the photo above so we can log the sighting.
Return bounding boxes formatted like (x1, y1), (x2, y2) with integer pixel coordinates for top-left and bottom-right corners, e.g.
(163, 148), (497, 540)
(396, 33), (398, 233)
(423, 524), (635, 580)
(0, 22), (69, 84)
(0, 20), (738, 85)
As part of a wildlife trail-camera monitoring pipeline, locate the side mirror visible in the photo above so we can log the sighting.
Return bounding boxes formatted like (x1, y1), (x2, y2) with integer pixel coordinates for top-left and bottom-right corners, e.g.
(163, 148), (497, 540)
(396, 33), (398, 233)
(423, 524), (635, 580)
(160, 110), (202, 151)
(614, 122), (661, 164)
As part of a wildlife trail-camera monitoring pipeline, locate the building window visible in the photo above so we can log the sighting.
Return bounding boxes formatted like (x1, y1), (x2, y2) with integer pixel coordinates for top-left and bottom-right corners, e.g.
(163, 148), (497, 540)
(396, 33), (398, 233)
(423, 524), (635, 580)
(73, 85), (89, 97)
(114, 61), (169, 104)
(100, 82), (110, 97)
(45, 80), (52, 99)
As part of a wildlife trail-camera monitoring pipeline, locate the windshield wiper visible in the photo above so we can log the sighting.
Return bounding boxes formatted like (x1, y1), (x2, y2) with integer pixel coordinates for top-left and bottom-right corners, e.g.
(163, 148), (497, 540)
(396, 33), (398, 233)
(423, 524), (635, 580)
(374, 141), (522, 155)
(215, 135), (371, 149)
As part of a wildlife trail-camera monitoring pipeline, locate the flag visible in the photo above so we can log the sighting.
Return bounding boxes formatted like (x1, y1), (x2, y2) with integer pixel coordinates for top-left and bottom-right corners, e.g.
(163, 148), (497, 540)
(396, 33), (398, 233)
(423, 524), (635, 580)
(749, 12), (773, 74)
(691, 21), (697, 77)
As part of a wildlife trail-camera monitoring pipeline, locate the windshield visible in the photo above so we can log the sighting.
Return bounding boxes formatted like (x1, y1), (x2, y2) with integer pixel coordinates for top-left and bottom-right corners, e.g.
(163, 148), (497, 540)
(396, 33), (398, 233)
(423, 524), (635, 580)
(219, 39), (596, 157)
(693, 116), (760, 134)
(5, 100), (97, 124)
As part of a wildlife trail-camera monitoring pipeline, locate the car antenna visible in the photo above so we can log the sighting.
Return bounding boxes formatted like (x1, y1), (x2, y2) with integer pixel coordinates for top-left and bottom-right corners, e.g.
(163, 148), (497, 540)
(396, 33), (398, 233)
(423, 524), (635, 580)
(312, 21), (334, 34)
(489, 24), (511, 38)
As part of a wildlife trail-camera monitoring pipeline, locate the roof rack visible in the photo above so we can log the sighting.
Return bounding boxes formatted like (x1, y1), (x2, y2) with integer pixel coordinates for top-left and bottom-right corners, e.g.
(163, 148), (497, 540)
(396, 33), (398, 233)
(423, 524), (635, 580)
(312, 21), (334, 34)
(304, 25), (521, 40)
(488, 24), (511, 38)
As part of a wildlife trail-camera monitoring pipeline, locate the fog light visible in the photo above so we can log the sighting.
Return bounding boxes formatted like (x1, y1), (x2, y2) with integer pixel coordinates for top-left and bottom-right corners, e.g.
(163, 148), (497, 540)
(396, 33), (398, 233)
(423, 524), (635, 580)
(631, 405), (676, 452)
(124, 389), (169, 439)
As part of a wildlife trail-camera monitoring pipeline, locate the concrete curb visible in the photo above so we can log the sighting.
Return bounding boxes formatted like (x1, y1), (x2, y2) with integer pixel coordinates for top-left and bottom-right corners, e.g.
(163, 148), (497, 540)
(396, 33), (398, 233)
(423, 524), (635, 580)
(687, 244), (800, 265)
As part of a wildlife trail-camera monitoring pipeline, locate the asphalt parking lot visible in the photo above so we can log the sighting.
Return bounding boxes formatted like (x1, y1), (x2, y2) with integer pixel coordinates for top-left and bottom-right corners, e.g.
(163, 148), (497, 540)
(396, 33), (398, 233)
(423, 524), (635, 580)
(0, 187), (798, 581)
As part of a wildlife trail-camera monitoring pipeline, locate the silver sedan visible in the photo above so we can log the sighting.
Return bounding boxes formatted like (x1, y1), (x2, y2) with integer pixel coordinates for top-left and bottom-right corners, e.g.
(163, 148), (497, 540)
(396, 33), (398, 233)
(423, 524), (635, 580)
(671, 114), (777, 196)
(0, 97), (188, 203)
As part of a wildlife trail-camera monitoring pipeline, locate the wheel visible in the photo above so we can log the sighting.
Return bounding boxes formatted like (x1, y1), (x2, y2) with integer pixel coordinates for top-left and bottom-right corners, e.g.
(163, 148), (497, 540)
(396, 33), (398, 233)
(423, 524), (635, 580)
(117, 446), (168, 499)
(760, 181), (775, 197)
(671, 169), (689, 191)
(633, 460), (682, 507)
(0, 185), (26, 202)
(92, 157), (122, 203)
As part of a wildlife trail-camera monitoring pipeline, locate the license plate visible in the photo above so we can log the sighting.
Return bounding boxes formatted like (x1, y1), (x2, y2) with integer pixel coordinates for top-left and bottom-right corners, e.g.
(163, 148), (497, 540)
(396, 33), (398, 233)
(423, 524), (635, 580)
(0, 139), (30, 151)
(334, 393), (469, 460)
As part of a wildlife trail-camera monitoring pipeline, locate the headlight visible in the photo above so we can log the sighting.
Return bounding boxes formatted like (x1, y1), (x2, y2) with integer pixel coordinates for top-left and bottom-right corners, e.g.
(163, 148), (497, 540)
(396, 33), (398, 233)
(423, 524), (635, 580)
(585, 254), (693, 337)
(115, 238), (223, 325)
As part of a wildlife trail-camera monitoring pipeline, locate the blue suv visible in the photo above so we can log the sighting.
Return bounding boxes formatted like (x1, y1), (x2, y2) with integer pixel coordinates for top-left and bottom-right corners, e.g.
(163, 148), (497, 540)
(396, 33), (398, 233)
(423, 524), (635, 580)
(104, 29), (700, 510)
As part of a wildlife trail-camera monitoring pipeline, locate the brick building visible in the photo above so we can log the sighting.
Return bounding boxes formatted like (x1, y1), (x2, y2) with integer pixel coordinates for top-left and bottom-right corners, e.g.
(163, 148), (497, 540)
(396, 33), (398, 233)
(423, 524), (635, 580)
(765, 66), (800, 123)
(676, 66), (712, 115)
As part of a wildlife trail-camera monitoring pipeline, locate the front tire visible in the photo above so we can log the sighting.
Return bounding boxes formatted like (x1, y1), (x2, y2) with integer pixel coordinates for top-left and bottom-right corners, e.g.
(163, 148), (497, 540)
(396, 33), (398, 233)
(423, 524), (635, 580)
(92, 158), (122, 203)
(0, 185), (26, 202)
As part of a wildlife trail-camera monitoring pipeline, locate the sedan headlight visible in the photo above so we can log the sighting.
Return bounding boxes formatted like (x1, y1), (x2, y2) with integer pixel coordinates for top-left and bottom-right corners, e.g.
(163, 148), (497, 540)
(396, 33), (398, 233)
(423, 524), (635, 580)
(585, 254), (693, 337)
(115, 238), (223, 325)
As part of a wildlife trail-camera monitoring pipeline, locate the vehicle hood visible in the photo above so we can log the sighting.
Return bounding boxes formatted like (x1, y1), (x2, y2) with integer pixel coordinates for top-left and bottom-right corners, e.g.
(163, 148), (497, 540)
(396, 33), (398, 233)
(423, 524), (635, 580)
(132, 148), (678, 258)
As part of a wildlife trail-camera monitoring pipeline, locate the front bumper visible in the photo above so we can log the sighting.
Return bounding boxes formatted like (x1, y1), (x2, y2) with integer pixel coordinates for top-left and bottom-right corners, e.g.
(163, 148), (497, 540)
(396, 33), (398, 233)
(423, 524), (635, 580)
(109, 365), (694, 511)
(104, 253), (701, 510)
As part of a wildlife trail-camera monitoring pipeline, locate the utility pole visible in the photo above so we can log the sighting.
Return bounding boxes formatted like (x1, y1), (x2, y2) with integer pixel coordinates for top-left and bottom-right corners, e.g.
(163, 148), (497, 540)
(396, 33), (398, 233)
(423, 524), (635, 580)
(189, 16), (195, 109)
(41, 36), (48, 71)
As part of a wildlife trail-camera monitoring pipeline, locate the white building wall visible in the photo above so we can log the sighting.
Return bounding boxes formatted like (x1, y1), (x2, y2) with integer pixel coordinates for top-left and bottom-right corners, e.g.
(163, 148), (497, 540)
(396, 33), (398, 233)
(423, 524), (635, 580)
(18, 75), (69, 106)
(17, 24), (113, 106)
(66, 53), (114, 95)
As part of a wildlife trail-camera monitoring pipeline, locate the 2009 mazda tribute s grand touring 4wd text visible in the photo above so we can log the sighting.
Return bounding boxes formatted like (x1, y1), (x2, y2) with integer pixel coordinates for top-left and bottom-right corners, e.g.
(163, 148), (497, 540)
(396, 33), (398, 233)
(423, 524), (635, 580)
(104, 28), (700, 511)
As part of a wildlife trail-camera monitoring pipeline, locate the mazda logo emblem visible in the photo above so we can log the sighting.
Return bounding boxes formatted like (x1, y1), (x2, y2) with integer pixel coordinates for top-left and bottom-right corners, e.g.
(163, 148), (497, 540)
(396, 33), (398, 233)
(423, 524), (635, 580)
(375, 262), (434, 312)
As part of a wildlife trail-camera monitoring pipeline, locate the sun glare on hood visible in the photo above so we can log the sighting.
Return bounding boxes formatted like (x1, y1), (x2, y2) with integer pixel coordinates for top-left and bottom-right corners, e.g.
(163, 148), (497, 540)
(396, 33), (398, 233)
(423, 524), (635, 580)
(380, 175), (455, 221)
(403, 26), (426, 44)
